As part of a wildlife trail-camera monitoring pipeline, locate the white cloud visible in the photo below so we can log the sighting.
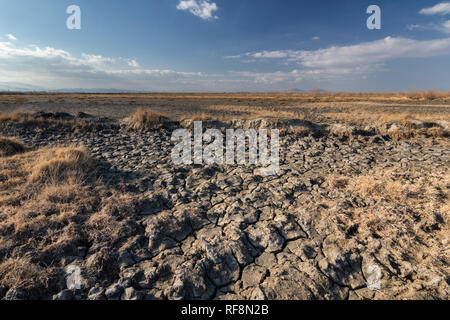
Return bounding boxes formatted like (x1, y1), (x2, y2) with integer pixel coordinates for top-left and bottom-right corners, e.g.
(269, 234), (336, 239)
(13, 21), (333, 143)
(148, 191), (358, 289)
(252, 50), (289, 59)
(419, 2), (450, 15)
(81, 53), (116, 65)
(312, 36), (320, 40)
(3, 36), (450, 91)
(176, 0), (218, 20)
(410, 3), (450, 34)
(233, 65), (378, 85)
(223, 55), (241, 59)
(6, 34), (17, 41)
(407, 20), (450, 34)
(442, 20), (450, 32)
(127, 59), (140, 67)
(240, 37), (450, 70)
(406, 24), (424, 31)
(224, 37), (450, 84)
(0, 41), (208, 91)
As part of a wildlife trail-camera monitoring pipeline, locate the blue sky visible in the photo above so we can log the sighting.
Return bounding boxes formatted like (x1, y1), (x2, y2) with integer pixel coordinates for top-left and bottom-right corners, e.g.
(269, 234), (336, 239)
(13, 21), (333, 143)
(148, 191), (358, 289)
(1, 0), (450, 92)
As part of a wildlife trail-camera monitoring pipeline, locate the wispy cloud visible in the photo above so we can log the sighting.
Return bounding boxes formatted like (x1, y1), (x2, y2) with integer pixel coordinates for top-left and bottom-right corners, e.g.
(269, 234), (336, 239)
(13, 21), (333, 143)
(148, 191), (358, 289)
(6, 34), (17, 41)
(419, 2), (450, 15)
(408, 3), (450, 34)
(225, 37), (450, 84)
(235, 37), (450, 69)
(443, 20), (450, 32)
(312, 36), (320, 40)
(0, 41), (207, 90)
(176, 0), (218, 20)
(3, 36), (450, 91)
(81, 53), (116, 65)
(407, 20), (450, 34)
(233, 65), (377, 84)
(127, 59), (140, 68)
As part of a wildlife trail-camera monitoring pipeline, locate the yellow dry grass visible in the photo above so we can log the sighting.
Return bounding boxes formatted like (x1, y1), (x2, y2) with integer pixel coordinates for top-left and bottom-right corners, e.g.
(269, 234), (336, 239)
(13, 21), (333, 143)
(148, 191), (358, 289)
(0, 255), (57, 291)
(321, 111), (450, 124)
(2, 91), (450, 107)
(326, 166), (449, 238)
(0, 140), (146, 297)
(204, 105), (307, 121)
(324, 165), (449, 298)
(29, 147), (96, 184)
(126, 108), (170, 129)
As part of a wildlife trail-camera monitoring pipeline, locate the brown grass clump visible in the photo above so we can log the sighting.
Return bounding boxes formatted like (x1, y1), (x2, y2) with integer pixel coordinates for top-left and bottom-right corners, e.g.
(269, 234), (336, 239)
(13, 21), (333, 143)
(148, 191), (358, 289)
(29, 147), (96, 184)
(287, 126), (313, 136)
(328, 124), (355, 139)
(126, 108), (170, 130)
(326, 175), (349, 189)
(0, 144), (144, 298)
(403, 90), (448, 101)
(0, 146), (97, 297)
(426, 127), (446, 138)
(0, 255), (57, 292)
(376, 121), (448, 140)
(0, 137), (27, 157)
(86, 194), (139, 244)
(322, 167), (449, 299)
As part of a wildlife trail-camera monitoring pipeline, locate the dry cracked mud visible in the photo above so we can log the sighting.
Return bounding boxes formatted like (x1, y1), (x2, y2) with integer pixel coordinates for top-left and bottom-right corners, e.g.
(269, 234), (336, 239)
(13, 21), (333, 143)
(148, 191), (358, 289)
(0, 111), (449, 301)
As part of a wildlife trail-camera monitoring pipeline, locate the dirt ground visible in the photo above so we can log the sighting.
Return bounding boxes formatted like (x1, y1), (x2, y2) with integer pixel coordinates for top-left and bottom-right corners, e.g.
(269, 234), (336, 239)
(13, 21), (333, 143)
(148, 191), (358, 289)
(0, 92), (448, 300)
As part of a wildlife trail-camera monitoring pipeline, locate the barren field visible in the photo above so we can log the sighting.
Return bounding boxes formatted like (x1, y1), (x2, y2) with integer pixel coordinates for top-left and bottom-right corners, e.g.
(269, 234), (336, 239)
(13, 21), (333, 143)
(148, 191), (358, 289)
(0, 92), (449, 300)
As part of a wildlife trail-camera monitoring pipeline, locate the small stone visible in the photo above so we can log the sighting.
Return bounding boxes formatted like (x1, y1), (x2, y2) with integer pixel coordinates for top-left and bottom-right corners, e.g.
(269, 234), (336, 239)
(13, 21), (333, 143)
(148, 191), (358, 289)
(121, 287), (144, 300)
(242, 265), (268, 289)
(250, 286), (266, 300)
(88, 287), (105, 300)
(105, 283), (124, 300)
(53, 289), (74, 301)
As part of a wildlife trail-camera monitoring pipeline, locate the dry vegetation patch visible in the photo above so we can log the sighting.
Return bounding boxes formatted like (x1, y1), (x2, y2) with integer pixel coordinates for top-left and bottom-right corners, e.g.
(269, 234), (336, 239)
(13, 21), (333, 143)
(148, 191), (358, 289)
(324, 167), (449, 297)
(0, 137), (27, 157)
(125, 108), (171, 130)
(0, 255), (58, 293)
(29, 147), (96, 184)
(0, 141), (143, 299)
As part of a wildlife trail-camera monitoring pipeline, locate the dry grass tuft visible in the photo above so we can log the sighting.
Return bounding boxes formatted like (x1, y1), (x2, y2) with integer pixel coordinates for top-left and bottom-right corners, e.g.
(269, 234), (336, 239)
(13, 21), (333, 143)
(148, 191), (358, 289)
(328, 124), (355, 139)
(287, 126), (313, 136)
(0, 137), (27, 157)
(326, 175), (350, 189)
(426, 127), (446, 138)
(323, 167), (449, 298)
(29, 146), (96, 184)
(0, 144), (142, 297)
(126, 108), (170, 130)
(403, 90), (447, 101)
(0, 255), (57, 292)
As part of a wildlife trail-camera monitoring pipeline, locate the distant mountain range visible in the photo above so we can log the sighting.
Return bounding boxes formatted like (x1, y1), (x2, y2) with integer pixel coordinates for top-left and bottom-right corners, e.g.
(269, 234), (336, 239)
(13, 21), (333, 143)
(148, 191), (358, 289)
(285, 88), (328, 93)
(48, 88), (142, 93)
(0, 82), (44, 92)
(0, 82), (144, 93)
(0, 82), (329, 94)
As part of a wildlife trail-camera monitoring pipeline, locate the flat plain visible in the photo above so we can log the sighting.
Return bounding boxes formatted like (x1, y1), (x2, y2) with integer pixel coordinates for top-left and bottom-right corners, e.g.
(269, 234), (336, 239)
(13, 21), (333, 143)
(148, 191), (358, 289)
(0, 92), (448, 300)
